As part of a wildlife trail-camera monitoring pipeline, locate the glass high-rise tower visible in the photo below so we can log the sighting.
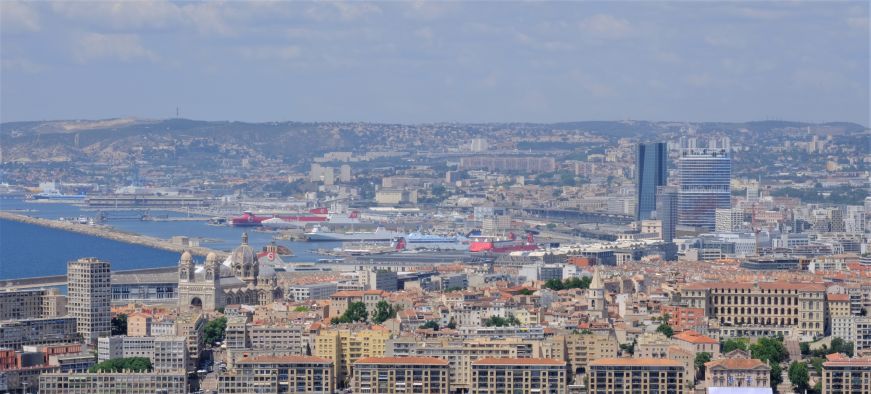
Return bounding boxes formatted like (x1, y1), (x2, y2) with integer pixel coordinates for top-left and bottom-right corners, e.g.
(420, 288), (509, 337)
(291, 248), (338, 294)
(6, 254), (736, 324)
(635, 142), (668, 220)
(677, 148), (731, 230)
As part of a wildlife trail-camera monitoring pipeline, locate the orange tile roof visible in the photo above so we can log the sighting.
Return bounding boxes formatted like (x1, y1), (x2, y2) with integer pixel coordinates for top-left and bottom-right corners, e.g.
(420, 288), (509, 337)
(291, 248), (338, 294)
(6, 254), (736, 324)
(673, 330), (718, 344)
(238, 355), (332, 364)
(354, 357), (448, 366)
(472, 358), (566, 366)
(827, 293), (850, 301)
(590, 358), (683, 367)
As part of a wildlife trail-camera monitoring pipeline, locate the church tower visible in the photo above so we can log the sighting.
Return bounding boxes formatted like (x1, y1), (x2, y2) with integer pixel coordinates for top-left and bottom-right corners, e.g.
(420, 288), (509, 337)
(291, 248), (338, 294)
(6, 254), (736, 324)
(178, 250), (194, 282)
(587, 267), (607, 320)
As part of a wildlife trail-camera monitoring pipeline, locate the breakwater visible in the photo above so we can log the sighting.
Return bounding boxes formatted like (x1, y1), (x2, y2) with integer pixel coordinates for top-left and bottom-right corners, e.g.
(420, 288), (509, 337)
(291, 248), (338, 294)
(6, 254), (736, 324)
(0, 211), (226, 258)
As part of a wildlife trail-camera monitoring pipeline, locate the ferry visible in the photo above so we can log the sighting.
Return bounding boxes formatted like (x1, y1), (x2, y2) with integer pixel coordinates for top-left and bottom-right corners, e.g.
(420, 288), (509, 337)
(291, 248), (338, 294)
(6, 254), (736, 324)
(306, 226), (402, 242)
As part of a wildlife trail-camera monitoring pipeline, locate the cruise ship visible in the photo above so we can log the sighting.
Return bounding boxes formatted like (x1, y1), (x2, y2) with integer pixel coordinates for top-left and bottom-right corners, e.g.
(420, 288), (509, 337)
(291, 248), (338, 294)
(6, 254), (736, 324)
(306, 226), (403, 242)
(397, 232), (470, 251)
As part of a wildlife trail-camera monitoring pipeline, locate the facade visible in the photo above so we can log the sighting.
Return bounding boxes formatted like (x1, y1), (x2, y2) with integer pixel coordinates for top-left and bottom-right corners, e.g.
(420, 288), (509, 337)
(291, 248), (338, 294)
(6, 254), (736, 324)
(680, 281), (827, 339)
(677, 149), (731, 230)
(328, 290), (385, 318)
(588, 358), (686, 394)
(364, 270), (398, 292)
(470, 358), (566, 394)
(0, 317), (79, 350)
(217, 355), (334, 394)
(315, 328), (390, 387)
(705, 356), (771, 389)
(635, 142), (668, 220)
(38, 371), (187, 394)
(822, 354), (871, 394)
(67, 258), (111, 344)
(0, 289), (65, 321)
(459, 156), (556, 173)
(177, 234), (282, 312)
(352, 356), (450, 394)
(565, 332), (619, 374)
(97, 335), (188, 373)
(656, 186), (678, 243)
(288, 282), (338, 301)
(715, 208), (746, 233)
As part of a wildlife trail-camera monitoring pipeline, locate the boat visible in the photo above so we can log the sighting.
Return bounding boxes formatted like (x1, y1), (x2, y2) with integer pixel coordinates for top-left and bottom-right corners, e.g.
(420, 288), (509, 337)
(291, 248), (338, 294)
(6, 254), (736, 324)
(29, 190), (86, 200)
(469, 232), (539, 253)
(394, 232), (470, 251)
(231, 209), (359, 227)
(306, 226), (403, 242)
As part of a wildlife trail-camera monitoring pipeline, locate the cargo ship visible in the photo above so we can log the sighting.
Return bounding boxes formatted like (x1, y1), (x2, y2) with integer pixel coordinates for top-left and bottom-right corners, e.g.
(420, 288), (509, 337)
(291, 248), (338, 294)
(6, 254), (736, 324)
(469, 232), (539, 253)
(29, 190), (86, 201)
(305, 226), (403, 242)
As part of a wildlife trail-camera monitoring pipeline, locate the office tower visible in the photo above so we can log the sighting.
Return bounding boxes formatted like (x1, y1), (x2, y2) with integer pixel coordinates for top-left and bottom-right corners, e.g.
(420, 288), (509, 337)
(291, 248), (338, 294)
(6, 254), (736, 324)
(67, 258), (111, 344)
(677, 148), (731, 230)
(635, 142), (668, 220)
(656, 186), (678, 243)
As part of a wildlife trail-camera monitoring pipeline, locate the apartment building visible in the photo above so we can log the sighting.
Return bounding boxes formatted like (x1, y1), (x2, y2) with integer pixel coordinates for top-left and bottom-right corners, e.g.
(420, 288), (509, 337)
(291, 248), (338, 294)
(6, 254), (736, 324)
(288, 282), (338, 301)
(0, 288), (65, 320)
(67, 258), (112, 344)
(565, 332), (619, 374)
(39, 371), (187, 394)
(681, 282), (827, 339)
(97, 335), (188, 373)
(470, 358), (566, 394)
(352, 356), (449, 394)
(588, 358), (686, 394)
(328, 290), (385, 318)
(822, 354), (871, 394)
(217, 355), (334, 394)
(0, 317), (79, 350)
(315, 328), (390, 387)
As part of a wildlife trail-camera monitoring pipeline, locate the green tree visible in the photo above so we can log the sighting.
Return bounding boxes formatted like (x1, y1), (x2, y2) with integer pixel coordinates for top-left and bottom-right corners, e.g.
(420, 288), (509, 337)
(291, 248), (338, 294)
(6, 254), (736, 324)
(293, 306), (310, 312)
(111, 314), (127, 336)
(89, 357), (152, 373)
(769, 362), (783, 389)
(620, 340), (636, 356)
(543, 279), (564, 290)
(446, 318), (457, 330)
(204, 316), (228, 345)
(484, 314), (521, 327)
(788, 361), (810, 392)
(751, 337), (789, 364)
(656, 322), (674, 338)
(419, 320), (440, 331)
(517, 288), (534, 296)
(694, 352), (712, 381)
(722, 338), (749, 353)
(332, 301), (368, 324)
(372, 300), (397, 324)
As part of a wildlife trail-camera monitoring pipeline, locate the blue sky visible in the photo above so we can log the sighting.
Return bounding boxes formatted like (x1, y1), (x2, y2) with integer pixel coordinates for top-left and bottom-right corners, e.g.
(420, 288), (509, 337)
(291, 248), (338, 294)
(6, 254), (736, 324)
(1, 1), (868, 125)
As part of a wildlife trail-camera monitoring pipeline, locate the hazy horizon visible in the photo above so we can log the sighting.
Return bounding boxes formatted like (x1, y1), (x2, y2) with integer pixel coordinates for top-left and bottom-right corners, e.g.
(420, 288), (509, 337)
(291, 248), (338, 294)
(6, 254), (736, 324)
(2, 1), (869, 125)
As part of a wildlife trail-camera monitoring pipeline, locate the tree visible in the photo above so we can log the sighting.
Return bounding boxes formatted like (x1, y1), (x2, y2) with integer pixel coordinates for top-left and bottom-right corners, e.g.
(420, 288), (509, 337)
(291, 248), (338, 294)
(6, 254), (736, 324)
(800, 342), (810, 356)
(722, 338), (749, 353)
(419, 320), (440, 331)
(695, 352), (712, 381)
(333, 302), (368, 324)
(372, 301), (397, 324)
(751, 337), (789, 364)
(484, 314), (520, 327)
(543, 279), (564, 291)
(769, 362), (783, 389)
(294, 306), (310, 312)
(111, 314), (127, 336)
(788, 361), (810, 392)
(620, 340), (636, 356)
(446, 318), (456, 330)
(656, 322), (674, 338)
(204, 316), (227, 345)
(517, 288), (534, 296)
(89, 357), (152, 373)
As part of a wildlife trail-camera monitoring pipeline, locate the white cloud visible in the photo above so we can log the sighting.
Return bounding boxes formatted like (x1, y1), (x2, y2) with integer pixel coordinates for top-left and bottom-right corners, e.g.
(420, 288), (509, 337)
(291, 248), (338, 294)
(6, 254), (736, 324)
(1, 1), (40, 33)
(847, 16), (869, 30)
(579, 14), (632, 39)
(72, 33), (158, 63)
(50, 1), (237, 35)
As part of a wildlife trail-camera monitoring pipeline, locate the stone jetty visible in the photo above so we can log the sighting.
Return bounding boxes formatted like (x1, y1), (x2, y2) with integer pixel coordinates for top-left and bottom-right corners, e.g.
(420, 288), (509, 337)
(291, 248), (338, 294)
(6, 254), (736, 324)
(0, 211), (226, 258)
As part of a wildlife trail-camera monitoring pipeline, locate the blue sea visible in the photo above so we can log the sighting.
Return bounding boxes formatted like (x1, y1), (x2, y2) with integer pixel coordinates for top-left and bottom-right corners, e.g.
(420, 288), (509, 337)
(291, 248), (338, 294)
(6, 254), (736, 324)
(0, 199), (338, 279)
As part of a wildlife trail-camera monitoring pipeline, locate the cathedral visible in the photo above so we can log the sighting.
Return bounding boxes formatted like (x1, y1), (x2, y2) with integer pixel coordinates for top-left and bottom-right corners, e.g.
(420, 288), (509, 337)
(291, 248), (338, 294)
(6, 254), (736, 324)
(177, 233), (282, 311)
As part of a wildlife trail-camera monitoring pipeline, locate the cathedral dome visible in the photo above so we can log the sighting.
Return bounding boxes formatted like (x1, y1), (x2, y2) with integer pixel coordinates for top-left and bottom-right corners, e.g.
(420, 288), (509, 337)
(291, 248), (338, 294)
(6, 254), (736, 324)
(180, 250), (193, 263)
(230, 232), (256, 267)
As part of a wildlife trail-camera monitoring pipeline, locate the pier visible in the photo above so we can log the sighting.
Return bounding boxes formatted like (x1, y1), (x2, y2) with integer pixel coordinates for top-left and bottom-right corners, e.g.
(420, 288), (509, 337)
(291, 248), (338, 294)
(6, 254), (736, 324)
(0, 211), (226, 258)
(0, 266), (178, 289)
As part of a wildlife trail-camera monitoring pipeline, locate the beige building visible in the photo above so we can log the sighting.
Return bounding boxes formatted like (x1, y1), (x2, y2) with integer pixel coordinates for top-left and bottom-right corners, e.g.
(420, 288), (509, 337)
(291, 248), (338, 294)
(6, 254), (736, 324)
(470, 358), (566, 394)
(67, 258), (112, 344)
(704, 350), (770, 389)
(352, 356), (450, 394)
(565, 332), (619, 374)
(588, 358), (686, 394)
(822, 354), (871, 394)
(175, 312), (206, 371)
(217, 355), (334, 394)
(39, 371), (187, 394)
(315, 328), (390, 387)
(0, 288), (65, 320)
(681, 282), (827, 339)
(329, 290), (385, 318)
(672, 330), (720, 358)
(636, 332), (671, 359)
(126, 313), (151, 337)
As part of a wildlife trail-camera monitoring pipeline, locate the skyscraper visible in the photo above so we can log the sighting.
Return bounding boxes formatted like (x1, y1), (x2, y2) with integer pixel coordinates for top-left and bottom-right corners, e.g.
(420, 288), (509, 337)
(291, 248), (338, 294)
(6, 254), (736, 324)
(67, 257), (111, 344)
(656, 186), (678, 243)
(677, 148), (731, 230)
(635, 142), (668, 220)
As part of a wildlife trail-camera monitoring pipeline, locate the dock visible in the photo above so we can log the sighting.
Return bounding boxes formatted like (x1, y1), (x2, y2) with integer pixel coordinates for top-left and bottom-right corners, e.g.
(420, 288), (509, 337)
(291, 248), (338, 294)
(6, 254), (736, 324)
(0, 266), (178, 289)
(0, 211), (226, 258)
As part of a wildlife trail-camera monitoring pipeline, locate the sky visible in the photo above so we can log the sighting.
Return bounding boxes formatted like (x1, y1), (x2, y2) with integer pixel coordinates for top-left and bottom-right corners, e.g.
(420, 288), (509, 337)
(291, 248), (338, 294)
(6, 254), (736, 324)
(1, 1), (868, 125)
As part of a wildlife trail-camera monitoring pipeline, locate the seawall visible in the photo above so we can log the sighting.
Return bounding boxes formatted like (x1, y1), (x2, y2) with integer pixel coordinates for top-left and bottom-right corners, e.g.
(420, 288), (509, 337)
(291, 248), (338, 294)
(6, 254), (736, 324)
(0, 211), (226, 258)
